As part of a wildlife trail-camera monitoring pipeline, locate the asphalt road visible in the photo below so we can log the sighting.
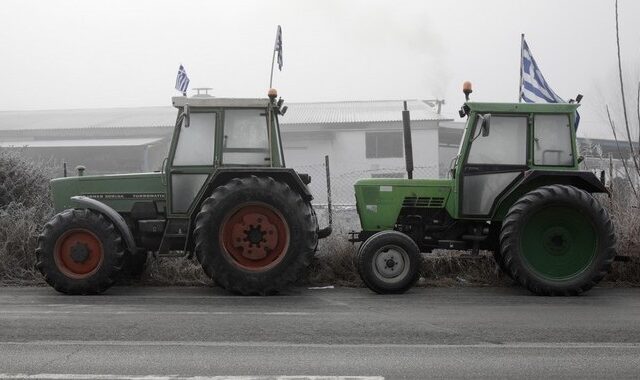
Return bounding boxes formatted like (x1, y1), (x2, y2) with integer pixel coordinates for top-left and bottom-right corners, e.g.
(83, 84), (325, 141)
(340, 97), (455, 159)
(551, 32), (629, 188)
(0, 286), (639, 379)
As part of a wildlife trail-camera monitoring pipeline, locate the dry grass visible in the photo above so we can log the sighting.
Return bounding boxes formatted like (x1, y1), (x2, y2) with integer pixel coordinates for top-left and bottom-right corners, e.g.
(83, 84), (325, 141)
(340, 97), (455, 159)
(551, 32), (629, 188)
(126, 256), (212, 287)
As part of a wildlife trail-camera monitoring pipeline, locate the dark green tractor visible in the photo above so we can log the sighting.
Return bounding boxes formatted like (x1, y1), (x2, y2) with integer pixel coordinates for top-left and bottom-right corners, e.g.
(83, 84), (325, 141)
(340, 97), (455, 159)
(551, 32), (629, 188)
(352, 88), (615, 296)
(36, 89), (331, 295)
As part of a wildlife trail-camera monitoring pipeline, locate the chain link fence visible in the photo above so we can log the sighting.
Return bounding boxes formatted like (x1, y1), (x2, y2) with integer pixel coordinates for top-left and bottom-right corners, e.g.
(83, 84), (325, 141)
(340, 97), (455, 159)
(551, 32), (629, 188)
(292, 156), (439, 233)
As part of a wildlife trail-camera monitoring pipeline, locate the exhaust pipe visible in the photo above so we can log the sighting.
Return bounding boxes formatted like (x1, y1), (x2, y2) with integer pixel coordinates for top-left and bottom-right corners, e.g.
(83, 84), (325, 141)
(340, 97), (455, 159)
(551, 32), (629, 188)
(402, 101), (414, 180)
(317, 154), (333, 239)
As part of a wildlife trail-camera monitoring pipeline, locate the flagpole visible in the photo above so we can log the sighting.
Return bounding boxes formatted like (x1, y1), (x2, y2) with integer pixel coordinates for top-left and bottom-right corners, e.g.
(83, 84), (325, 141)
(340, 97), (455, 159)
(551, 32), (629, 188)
(269, 47), (276, 89)
(518, 33), (524, 103)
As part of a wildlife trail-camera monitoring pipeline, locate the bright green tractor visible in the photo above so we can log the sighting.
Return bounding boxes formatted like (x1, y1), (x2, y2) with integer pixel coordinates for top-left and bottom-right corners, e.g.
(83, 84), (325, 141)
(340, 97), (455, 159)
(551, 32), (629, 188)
(352, 88), (615, 296)
(36, 89), (331, 295)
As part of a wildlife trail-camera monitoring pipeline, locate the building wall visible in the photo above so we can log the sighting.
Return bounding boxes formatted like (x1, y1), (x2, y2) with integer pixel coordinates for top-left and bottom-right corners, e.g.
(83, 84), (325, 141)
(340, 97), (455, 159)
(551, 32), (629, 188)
(281, 120), (439, 205)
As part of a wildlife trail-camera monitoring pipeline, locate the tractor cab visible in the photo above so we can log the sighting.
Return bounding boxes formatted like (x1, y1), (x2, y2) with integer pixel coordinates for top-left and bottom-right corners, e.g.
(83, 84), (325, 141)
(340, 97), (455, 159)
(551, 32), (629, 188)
(167, 89), (287, 215)
(454, 101), (580, 218)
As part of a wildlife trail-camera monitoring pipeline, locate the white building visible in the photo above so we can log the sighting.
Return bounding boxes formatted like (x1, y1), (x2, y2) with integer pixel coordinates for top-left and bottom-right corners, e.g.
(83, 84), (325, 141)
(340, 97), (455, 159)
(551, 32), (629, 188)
(279, 100), (449, 204)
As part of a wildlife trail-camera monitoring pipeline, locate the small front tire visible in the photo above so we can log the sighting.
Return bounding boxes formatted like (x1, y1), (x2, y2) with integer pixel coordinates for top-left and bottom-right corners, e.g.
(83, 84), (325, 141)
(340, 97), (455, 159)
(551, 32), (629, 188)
(357, 231), (422, 294)
(36, 209), (124, 295)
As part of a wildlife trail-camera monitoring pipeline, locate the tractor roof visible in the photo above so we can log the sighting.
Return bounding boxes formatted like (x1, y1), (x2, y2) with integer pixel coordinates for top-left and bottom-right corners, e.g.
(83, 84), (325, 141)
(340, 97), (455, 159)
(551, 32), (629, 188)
(466, 102), (580, 114)
(172, 96), (270, 109)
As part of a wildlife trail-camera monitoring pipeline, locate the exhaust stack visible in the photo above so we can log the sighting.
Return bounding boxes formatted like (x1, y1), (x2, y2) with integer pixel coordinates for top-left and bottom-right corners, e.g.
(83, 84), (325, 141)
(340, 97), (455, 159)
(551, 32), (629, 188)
(402, 101), (414, 180)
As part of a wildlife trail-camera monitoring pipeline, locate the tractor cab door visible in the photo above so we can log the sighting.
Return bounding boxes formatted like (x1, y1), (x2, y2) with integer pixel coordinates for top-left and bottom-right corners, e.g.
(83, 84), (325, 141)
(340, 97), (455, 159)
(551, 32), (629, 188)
(220, 108), (273, 167)
(167, 111), (218, 216)
(458, 114), (529, 218)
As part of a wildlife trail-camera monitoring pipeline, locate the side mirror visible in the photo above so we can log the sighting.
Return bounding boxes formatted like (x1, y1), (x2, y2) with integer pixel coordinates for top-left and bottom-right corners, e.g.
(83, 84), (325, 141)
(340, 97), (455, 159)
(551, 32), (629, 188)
(183, 104), (191, 128)
(481, 113), (491, 137)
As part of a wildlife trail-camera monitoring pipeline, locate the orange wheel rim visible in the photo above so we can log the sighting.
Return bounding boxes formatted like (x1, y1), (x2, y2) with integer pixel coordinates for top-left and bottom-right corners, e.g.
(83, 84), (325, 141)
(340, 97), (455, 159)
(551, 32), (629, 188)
(54, 229), (104, 279)
(220, 202), (290, 271)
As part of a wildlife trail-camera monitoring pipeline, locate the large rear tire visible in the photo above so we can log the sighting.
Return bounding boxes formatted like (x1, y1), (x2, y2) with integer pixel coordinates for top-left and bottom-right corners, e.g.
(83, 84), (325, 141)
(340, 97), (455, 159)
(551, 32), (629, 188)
(194, 176), (317, 295)
(36, 209), (124, 295)
(500, 185), (616, 296)
(357, 231), (422, 294)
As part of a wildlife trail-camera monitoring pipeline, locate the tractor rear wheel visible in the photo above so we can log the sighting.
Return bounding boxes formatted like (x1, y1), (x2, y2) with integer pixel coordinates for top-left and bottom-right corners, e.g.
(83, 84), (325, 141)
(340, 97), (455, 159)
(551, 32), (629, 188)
(357, 231), (422, 294)
(500, 185), (615, 296)
(194, 176), (317, 295)
(36, 209), (124, 294)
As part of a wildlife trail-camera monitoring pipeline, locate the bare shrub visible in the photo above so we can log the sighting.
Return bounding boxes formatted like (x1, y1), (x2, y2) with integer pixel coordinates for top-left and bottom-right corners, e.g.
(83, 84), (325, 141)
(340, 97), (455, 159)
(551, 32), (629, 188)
(0, 149), (54, 285)
(607, 189), (640, 258)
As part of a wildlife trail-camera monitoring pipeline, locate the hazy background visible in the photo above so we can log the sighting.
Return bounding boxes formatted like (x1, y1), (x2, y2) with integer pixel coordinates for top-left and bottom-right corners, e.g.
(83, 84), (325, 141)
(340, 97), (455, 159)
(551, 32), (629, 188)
(2, 0), (640, 138)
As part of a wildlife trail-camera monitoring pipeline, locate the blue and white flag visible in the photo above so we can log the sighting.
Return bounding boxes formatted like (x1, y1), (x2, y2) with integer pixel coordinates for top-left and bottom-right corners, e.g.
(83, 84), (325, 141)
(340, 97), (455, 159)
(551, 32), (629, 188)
(175, 64), (190, 94)
(520, 37), (579, 128)
(520, 39), (564, 103)
(275, 25), (283, 71)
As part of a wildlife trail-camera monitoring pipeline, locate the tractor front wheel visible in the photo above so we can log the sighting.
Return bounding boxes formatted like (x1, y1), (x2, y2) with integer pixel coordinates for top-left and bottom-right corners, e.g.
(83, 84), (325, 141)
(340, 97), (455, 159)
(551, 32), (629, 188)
(36, 209), (124, 294)
(357, 231), (422, 294)
(194, 176), (317, 295)
(500, 185), (616, 296)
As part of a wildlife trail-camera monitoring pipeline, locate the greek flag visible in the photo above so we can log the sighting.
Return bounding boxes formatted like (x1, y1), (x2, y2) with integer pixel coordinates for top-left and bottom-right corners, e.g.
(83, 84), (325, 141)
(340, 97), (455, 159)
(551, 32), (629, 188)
(175, 64), (190, 94)
(520, 37), (579, 128)
(520, 39), (563, 103)
(275, 25), (283, 71)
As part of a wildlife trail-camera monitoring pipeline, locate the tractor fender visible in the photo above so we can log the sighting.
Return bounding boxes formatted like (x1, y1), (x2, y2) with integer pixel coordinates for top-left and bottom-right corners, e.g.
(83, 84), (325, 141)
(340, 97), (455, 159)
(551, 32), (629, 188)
(204, 168), (313, 201)
(492, 170), (608, 220)
(70, 196), (137, 252)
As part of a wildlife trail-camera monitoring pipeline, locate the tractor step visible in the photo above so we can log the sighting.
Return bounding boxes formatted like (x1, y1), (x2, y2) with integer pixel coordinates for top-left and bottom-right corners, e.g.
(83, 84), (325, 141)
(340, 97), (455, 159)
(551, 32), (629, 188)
(437, 240), (467, 250)
(154, 250), (188, 258)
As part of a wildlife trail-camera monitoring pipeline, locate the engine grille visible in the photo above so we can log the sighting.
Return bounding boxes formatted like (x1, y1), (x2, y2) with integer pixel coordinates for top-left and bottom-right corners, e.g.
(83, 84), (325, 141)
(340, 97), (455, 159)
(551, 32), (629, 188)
(402, 196), (445, 208)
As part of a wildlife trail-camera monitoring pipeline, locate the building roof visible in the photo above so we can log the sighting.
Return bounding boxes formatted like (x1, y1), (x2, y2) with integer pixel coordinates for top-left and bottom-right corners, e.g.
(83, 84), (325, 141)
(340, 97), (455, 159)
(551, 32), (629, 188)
(0, 107), (176, 131)
(0, 100), (447, 133)
(279, 100), (448, 125)
(0, 137), (164, 148)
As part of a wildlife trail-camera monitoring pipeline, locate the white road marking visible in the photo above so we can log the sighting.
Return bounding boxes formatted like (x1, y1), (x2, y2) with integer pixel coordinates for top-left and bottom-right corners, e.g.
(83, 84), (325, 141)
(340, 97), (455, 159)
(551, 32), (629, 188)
(0, 375), (384, 380)
(0, 340), (638, 349)
(0, 311), (314, 316)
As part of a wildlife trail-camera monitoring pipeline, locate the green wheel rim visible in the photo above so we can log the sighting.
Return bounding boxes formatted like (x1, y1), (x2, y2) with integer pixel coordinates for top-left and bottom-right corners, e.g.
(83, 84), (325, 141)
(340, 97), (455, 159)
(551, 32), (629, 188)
(520, 205), (597, 280)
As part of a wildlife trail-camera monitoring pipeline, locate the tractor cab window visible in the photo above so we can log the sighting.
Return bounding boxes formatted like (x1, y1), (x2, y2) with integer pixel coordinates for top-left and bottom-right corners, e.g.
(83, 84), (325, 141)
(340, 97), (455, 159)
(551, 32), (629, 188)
(173, 112), (216, 166)
(467, 115), (527, 165)
(533, 114), (573, 166)
(222, 109), (270, 166)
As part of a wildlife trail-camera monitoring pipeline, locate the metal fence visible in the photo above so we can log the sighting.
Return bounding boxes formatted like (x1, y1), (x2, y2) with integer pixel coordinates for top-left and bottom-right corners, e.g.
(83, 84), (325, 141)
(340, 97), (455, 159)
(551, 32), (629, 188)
(292, 156), (439, 233)
(292, 156), (439, 207)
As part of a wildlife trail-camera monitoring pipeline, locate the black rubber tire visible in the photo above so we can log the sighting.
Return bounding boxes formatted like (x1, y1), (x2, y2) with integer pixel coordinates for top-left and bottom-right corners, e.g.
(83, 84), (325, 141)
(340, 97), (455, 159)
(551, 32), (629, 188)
(500, 185), (616, 296)
(194, 176), (318, 296)
(357, 230), (422, 294)
(487, 224), (513, 279)
(35, 208), (125, 295)
(119, 250), (148, 278)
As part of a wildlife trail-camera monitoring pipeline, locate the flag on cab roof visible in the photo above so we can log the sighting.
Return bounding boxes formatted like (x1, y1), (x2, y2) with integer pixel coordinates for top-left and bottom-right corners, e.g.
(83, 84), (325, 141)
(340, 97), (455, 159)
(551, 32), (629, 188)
(520, 36), (579, 128)
(175, 64), (190, 95)
(275, 25), (283, 71)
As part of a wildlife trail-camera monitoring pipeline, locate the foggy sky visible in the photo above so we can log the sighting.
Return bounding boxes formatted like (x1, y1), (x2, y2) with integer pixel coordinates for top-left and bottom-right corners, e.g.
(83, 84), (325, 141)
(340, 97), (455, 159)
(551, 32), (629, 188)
(2, 0), (640, 139)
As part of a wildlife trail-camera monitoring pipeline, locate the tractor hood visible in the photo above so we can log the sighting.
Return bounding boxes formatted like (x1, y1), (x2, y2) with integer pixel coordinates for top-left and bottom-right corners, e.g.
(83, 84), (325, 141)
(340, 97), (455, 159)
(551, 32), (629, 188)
(354, 178), (453, 231)
(50, 172), (165, 213)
